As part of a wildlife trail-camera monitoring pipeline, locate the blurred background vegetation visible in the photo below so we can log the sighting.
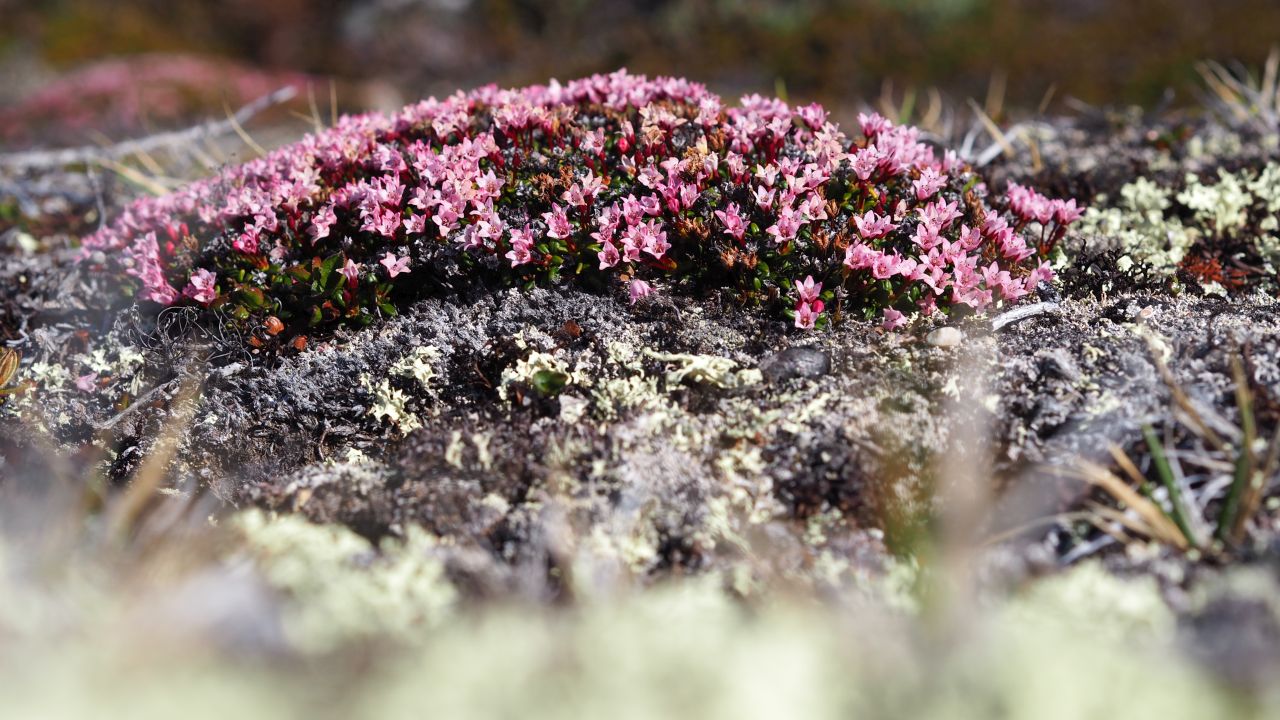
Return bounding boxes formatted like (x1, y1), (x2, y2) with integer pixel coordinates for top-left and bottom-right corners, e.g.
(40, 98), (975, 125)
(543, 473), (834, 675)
(3, 0), (1280, 126)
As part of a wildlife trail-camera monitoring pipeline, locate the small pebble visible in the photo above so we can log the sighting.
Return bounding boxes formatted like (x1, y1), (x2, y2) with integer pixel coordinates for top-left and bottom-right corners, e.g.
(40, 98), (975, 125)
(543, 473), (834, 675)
(926, 327), (963, 348)
(759, 347), (831, 383)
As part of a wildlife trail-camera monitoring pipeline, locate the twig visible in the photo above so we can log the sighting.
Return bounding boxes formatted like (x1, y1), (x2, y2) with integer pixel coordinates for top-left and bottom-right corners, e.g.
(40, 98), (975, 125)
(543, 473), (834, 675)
(991, 301), (1058, 331)
(0, 87), (298, 170)
(97, 377), (182, 431)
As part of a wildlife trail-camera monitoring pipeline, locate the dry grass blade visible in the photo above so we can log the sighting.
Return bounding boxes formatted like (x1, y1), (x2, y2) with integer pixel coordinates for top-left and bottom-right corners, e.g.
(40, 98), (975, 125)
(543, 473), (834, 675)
(1140, 330), (1228, 452)
(984, 70), (1007, 122)
(1059, 462), (1189, 550)
(966, 98), (1016, 163)
(96, 157), (171, 197)
(1086, 502), (1153, 543)
(980, 511), (1095, 547)
(106, 376), (202, 542)
(921, 88), (943, 133)
(1197, 60), (1251, 122)
(1036, 84), (1058, 115)
(307, 82), (326, 134)
(0, 348), (19, 388)
(222, 100), (267, 157)
(1262, 47), (1280, 121)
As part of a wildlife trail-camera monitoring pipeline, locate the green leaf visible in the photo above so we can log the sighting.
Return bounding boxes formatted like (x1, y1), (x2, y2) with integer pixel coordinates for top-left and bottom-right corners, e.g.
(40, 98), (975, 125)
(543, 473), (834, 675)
(531, 369), (569, 396)
(317, 254), (341, 288)
(237, 286), (266, 309)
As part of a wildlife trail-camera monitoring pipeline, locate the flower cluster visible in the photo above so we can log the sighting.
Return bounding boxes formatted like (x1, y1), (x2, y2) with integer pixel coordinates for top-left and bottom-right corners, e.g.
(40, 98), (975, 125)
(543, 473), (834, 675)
(81, 70), (1081, 340)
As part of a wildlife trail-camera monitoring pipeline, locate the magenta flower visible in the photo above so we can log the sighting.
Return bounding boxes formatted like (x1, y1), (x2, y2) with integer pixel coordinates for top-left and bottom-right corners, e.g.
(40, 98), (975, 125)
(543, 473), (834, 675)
(858, 112), (892, 138)
(598, 240), (621, 270)
(794, 300), (823, 330)
(1053, 198), (1085, 225)
(913, 167), (947, 200)
(311, 204), (338, 242)
(794, 275), (821, 304)
(637, 219), (671, 259)
(183, 268), (218, 305)
(871, 251), (901, 280)
(766, 205), (803, 244)
(853, 210), (897, 240)
(849, 147), (880, 182)
(340, 259), (361, 288)
(506, 224), (536, 267)
(881, 307), (907, 331)
(75, 372), (98, 393)
(714, 203), (747, 241)
(629, 278), (653, 304)
(543, 204), (572, 239)
(379, 252), (411, 277)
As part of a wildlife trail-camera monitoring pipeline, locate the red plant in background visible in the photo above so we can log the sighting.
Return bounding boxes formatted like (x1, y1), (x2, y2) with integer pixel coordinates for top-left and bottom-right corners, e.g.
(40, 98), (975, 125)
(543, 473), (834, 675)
(0, 53), (310, 148)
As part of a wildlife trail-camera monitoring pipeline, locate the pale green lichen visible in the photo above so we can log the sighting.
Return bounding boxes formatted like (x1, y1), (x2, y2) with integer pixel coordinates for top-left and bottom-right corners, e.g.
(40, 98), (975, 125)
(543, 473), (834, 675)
(1076, 176), (1194, 272)
(499, 350), (573, 401)
(361, 373), (422, 433)
(233, 510), (456, 652)
(1177, 169), (1252, 235)
(390, 345), (442, 390)
(644, 349), (762, 389)
(1076, 161), (1280, 281)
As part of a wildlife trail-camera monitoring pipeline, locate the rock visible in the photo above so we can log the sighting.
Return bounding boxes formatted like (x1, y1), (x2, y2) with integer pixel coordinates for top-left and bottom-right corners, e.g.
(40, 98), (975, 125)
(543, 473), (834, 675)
(926, 327), (963, 348)
(1037, 348), (1081, 382)
(759, 347), (831, 383)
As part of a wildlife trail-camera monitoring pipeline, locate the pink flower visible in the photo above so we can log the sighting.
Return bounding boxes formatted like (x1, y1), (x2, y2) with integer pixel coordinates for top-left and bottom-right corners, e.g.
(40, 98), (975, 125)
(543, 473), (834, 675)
(919, 199), (961, 233)
(75, 373), (98, 393)
(580, 128), (606, 154)
(849, 147), (880, 182)
(311, 204), (338, 242)
(183, 268), (218, 305)
(871, 251), (901, 280)
(844, 242), (876, 270)
(854, 210), (897, 240)
(638, 220), (670, 259)
(881, 307), (907, 331)
(598, 240), (621, 269)
(913, 167), (947, 200)
(858, 112), (892, 138)
(1008, 183), (1055, 225)
(766, 205), (803, 244)
(1053, 198), (1085, 225)
(797, 102), (828, 130)
(232, 228), (260, 255)
(1028, 261), (1055, 286)
(629, 278), (653, 304)
(380, 252), (411, 277)
(794, 275), (821, 304)
(795, 300), (824, 330)
(506, 224), (536, 267)
(542, 204), (573, 239)
(714, 203), (747, 241)
(754, 185), (777, 209)
(340, 259), (361, 287)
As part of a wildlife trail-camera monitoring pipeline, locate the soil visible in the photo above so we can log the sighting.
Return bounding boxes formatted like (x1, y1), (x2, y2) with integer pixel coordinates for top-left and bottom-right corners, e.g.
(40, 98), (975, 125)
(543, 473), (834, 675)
(3, 109), (1280, 615)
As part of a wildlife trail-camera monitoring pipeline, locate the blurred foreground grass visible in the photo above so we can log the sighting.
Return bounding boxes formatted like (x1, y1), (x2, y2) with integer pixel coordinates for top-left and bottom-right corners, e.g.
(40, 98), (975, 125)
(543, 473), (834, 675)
(0, 509), (1270, 719)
